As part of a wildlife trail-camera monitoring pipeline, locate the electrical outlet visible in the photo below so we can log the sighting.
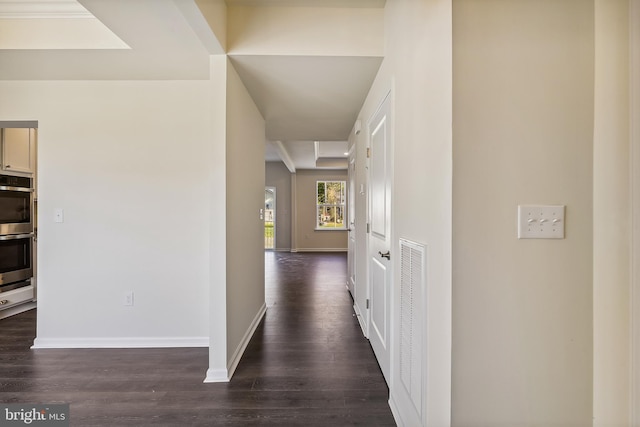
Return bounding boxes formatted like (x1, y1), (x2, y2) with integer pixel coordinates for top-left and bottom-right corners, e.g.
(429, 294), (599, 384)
(518, 205), (565, 239)
(124, 291), (134, 306)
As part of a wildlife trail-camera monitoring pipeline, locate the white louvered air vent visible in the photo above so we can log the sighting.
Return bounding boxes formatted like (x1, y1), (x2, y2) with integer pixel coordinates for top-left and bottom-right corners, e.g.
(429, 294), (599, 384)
(399, 238), (425, 417)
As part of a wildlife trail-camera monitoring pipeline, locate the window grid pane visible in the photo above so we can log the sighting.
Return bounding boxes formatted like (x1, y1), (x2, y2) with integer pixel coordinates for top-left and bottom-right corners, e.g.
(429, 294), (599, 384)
(316, 180), (346, 229)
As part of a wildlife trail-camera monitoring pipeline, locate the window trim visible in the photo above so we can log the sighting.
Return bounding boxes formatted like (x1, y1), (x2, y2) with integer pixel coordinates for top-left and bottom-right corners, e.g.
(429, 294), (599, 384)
(316, 180), (347, 230)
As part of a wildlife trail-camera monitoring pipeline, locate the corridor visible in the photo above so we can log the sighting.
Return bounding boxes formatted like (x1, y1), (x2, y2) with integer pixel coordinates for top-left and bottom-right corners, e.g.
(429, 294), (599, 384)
(0, 252), (394, 426)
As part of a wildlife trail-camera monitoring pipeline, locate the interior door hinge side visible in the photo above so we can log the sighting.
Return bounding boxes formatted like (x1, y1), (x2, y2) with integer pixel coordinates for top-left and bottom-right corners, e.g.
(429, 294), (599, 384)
(366, 299), (370, 309)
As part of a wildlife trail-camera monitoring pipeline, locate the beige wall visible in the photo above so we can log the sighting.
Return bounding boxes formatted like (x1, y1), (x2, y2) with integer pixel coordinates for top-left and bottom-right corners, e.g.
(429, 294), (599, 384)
(265, 161), (292, 251)
(452, 0), (594, 425)
(294, 169), (348, 252)
(226, 5), (383, 56)
(195, 0), (227, 52)
(225, 59), (266, 364)
(593, 0), (631, 424)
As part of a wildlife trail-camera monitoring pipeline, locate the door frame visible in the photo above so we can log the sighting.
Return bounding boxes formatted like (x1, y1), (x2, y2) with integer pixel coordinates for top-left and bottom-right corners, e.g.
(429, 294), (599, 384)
(265, 187), (276, 250)
(347, 145), (357, 296)
(631, 0), (640, 421)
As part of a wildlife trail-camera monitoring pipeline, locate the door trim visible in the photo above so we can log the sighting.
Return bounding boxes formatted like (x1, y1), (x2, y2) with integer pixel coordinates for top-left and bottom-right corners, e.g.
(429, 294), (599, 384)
(347, 145), (357, 296)
(366, 90), (393, 384)
(631, 0), (640, 422)
(265, 187), (276, 250)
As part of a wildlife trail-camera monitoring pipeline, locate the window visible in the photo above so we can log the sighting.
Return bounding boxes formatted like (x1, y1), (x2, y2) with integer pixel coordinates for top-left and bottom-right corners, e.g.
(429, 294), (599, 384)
(316, 180), (346, 229)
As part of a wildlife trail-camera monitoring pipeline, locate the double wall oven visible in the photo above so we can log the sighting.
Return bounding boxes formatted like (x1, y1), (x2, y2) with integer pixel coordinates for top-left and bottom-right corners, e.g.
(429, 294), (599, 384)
(0, 174), (34, 293)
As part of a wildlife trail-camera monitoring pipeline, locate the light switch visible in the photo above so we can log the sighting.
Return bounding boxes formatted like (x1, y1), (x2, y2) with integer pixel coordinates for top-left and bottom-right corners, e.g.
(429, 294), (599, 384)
(518, 205), (565, 239)
(54, 208), (64, 223)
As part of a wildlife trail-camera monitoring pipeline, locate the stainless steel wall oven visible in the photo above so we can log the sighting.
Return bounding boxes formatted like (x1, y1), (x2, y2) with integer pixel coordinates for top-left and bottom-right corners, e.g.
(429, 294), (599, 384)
(0, 234), (33, 291)
(0, 173), (34, 293)
(0, 174), (33, 235)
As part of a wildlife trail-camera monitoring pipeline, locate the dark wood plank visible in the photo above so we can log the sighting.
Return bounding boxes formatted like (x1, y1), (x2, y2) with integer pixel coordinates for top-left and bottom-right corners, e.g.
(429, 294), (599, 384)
(0, 252), (395, 426)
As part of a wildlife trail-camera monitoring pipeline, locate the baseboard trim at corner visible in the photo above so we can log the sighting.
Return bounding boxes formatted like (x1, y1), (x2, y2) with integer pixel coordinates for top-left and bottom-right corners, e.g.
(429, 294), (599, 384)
(203, 368), (230, 383)
(226, 302), (267, 379)
(31, 336), (209, 349)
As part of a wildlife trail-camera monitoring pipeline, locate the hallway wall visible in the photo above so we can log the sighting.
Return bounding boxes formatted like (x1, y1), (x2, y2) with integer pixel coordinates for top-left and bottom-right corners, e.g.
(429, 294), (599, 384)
(265, 161), (292, 251)
(225, 59), (266, 366)
(452, 0), (594, 424)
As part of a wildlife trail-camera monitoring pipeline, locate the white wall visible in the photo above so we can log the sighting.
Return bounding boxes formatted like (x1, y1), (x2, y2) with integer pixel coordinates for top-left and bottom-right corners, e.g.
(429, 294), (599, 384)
(265, 161), (292, 251)
(452, 0), (594, 425)
(353, 0), (453, 425)
(225, 60), (266, 366)
(294, 169), (348, 252)
(0, 80), (212, 346)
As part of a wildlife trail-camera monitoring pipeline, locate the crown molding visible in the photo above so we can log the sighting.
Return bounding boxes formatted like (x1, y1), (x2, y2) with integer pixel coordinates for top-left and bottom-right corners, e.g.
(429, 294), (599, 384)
(0, 1), (93, 19)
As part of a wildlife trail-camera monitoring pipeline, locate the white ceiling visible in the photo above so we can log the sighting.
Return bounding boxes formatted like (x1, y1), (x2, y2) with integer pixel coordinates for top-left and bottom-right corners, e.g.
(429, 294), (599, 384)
(230, 55), (381, 142)
(266, 140), (349, 169)
(0, 0), (212, 79)
(0, 0), (383, 170)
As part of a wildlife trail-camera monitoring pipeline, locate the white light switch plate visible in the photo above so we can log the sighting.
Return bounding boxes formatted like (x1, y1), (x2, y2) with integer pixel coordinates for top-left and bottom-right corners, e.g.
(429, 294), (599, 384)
(54, 208), (64, 223)
(518, 205), (565, 239)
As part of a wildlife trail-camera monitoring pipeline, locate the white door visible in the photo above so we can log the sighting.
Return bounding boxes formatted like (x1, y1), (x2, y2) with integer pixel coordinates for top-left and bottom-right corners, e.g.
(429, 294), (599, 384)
(368, 93), (392, 384)
(347, 150), (356, 295)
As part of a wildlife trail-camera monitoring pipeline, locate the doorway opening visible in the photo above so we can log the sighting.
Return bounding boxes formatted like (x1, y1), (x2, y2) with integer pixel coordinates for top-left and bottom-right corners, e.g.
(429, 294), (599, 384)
(265, 187), (276, 250)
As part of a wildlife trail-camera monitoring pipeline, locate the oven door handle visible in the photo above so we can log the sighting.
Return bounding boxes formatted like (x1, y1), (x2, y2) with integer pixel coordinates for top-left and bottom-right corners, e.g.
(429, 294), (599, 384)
(0, 186), (33, 193)
(0, 233), (33, 241)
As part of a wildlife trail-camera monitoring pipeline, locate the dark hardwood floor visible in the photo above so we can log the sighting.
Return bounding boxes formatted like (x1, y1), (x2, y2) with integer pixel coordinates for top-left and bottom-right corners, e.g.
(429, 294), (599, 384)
(0, 252), (395, 426)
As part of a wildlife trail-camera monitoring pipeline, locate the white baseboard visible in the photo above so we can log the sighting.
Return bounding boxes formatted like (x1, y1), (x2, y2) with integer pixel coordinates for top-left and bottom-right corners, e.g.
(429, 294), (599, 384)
(204, 368), (230, 383)
(354, 302), (368, 338)
(295, 248), (348, 253)
(226, 302), (266, 379)
(388, 394), (404, 427)
(31, 336), (209, 349)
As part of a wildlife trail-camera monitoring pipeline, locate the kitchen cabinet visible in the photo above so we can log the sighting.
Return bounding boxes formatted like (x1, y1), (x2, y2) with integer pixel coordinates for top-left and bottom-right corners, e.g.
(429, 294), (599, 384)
(2, 128), (35, 174)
